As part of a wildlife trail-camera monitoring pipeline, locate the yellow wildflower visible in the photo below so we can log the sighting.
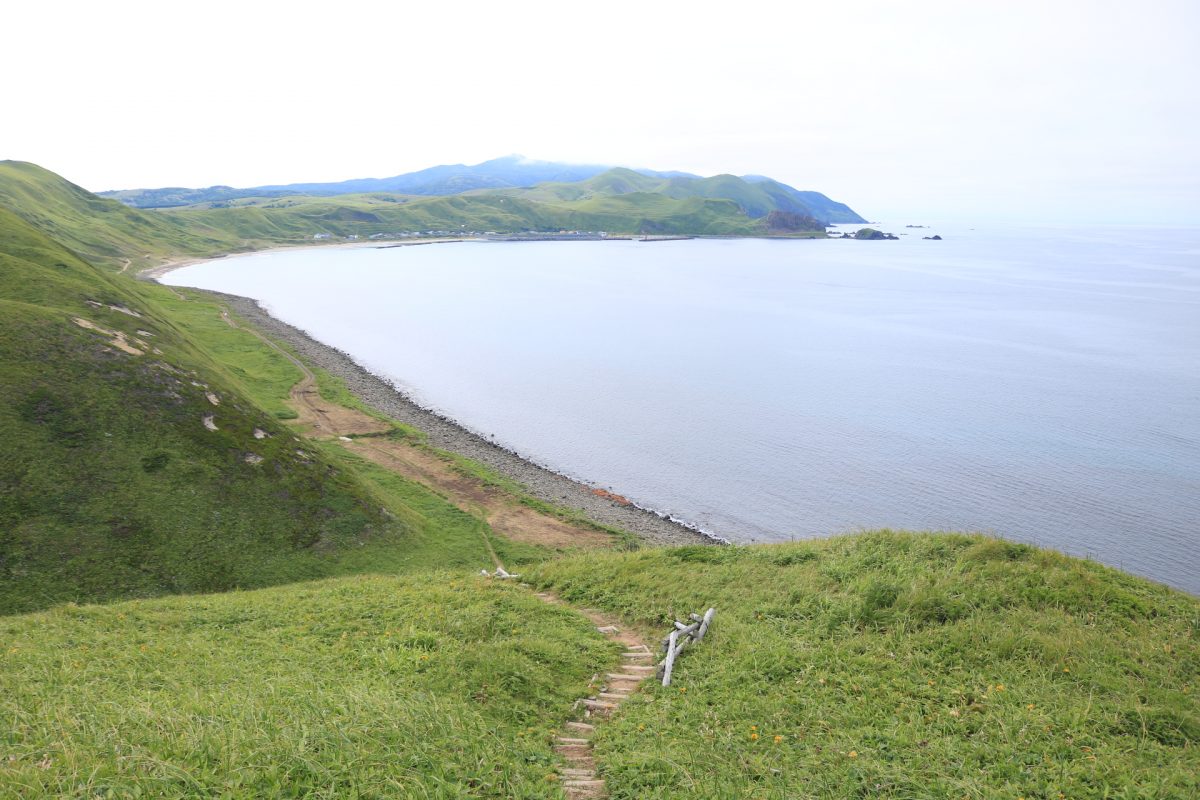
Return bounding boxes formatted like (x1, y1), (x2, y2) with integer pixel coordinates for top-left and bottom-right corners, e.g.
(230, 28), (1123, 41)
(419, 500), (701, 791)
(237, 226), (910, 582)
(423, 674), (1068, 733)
(995, 684), (1005, 692)
(773, 735), (783, 744)
(750, 732), (759, 741)
(1027, 704), (1036, 710)
(848, 750), (858, 758)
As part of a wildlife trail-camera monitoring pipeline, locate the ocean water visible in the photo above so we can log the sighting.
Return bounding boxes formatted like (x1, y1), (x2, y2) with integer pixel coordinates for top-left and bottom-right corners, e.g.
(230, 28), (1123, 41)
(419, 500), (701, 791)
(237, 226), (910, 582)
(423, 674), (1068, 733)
(165, 224), (1200, 593)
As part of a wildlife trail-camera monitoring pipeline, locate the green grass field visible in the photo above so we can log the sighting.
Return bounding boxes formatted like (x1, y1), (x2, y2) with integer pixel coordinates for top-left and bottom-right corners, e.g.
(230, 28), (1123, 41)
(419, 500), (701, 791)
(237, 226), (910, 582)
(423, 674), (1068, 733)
(0, 574), (615, 798)
(531, 533), (1200, 798)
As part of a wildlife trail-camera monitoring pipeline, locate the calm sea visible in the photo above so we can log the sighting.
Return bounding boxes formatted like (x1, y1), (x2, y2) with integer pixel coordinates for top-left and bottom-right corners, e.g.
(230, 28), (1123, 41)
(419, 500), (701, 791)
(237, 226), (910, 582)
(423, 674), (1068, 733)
(165, 224), (1200, 593)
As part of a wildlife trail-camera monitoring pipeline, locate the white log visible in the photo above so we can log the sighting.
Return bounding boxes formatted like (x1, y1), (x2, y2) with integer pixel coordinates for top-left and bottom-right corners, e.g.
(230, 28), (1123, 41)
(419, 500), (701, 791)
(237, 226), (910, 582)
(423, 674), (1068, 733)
(661, 629), (681, 686)
(695, 607), (716, 641)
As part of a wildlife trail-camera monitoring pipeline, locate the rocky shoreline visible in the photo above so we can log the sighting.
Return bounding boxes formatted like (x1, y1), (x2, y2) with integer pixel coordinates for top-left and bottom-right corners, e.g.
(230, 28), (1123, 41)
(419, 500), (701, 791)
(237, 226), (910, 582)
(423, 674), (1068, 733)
(207, 290), (719, 548)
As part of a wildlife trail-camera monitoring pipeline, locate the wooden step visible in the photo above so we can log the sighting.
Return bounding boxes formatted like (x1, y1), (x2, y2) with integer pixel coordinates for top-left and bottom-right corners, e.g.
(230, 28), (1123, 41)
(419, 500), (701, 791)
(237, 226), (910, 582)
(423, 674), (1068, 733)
(581, 699), (616, 711)
(620, 664), (655, 672)
(563, 780), (606, 788)
(606, 673), (647, 681)
(596, 625), (619, 634)
(561, 768), (594, 778)
(554, 744), (592, 759)
(621, 652), (652, 659)
(555, 737), (591, 746)
(565, 721), (595, 733)
(597, 692), (628, 702)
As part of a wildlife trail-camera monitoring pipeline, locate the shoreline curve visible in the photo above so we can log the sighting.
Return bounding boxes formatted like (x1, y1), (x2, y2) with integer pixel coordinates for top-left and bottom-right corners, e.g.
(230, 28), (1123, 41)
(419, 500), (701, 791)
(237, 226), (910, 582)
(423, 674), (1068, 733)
(188, 284), (721, 548)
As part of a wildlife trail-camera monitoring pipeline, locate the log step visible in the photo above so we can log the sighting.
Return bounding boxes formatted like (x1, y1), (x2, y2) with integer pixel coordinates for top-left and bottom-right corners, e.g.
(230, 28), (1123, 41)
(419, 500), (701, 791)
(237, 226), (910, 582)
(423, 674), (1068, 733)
(620, 664), (655, 672)
(598, 692), (628, 702)
(596, 625), (619, 634)
(621, 652), (652, 659)
(555, 744), (592, 759)
(565, 721), (595, 732)
(606, 673), (647, 681)
(556, 737), (591, 745)
(562, 768), (594, 778)
(563, 780), (606, 788)
(581, 699), (616, 711)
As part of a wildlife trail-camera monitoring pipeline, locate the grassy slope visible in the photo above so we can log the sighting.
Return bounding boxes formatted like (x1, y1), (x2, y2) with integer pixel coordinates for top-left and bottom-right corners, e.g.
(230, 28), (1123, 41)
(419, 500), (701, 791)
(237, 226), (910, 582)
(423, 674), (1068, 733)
(0, 161), (241, 268)
(164, 189), (762, 237)
(0, 573), (614, 798)
(0, 205), (510, 615)
(485, 168), (860, 224)
(531, 533), (1200, 799)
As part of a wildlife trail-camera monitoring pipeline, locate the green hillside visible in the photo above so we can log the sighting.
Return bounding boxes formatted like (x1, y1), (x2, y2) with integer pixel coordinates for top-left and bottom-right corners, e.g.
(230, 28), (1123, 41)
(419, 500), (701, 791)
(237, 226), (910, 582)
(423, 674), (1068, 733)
(0, 161), (241, 268)
(531, 533), (1200, 798)
(0, 204), (506, 614)
(0, 573), (613, 797)
(163, 188), (763, 237)
(482, 167), (861, 225)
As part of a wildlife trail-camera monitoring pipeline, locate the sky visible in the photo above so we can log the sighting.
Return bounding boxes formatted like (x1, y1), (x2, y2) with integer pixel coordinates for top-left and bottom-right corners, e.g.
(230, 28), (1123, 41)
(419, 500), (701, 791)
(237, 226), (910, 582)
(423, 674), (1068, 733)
(4, 0), (1198, 223)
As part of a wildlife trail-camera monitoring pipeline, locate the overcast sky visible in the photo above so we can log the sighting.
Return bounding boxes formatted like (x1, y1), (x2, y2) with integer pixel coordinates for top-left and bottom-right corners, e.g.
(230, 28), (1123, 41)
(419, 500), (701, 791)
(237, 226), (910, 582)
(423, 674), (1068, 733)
(5, 0), (1198, 223)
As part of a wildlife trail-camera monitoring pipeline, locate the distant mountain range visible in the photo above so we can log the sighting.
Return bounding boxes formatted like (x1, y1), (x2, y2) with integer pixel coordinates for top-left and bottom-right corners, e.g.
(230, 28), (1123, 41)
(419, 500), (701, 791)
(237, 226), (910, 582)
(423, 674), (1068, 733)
(100, 156), (866, 224)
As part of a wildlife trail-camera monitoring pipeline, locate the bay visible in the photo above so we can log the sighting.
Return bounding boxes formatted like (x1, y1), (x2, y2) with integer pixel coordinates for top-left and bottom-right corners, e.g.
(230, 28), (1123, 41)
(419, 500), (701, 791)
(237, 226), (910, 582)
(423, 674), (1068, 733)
(164, 223), (1200, 592)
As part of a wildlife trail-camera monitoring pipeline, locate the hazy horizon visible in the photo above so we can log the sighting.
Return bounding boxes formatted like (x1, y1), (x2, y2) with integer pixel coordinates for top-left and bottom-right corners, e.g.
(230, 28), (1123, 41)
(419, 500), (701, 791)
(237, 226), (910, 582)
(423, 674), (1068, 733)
(4, 0), (1198, 225)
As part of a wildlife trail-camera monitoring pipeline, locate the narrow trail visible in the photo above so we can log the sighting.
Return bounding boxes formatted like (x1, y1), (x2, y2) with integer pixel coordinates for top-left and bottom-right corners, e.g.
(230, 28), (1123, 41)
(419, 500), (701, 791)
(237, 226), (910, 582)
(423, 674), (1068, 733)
(117, 258), (132, 274)
(489, 551), (654, 799)
(221, 303), (652, 796)
(534, 590), (656, 799)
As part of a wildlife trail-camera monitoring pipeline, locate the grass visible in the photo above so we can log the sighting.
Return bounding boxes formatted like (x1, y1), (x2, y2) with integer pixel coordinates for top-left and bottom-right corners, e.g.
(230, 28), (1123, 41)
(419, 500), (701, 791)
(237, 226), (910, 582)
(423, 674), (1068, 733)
(0, 204), (511, 615)
(0, 573), (617, 798)
(0, 161), (243, 268)
(530, 532), (1200, 799)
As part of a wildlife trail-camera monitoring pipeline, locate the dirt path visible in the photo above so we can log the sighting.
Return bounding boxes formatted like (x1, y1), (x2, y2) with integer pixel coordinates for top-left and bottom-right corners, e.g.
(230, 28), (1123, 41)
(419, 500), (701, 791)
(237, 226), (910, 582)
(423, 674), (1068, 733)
(217, 305), (614, 550)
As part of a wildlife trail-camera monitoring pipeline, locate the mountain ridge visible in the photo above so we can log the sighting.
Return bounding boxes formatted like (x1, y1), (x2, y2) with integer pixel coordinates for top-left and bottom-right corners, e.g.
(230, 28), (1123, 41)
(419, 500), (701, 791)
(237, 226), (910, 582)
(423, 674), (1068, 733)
(99, 155), (866, 223)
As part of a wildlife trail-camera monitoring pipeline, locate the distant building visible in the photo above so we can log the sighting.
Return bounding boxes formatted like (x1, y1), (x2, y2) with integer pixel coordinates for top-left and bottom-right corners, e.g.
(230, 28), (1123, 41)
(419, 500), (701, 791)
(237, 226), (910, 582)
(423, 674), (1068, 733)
(313, 233), (332, 240)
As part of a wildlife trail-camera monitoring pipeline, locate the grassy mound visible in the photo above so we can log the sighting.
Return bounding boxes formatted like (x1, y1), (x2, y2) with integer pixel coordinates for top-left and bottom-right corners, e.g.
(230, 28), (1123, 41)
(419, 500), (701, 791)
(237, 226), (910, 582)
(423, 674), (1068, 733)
(0, 574), (615, 797)
(531, 532), (1200, 798)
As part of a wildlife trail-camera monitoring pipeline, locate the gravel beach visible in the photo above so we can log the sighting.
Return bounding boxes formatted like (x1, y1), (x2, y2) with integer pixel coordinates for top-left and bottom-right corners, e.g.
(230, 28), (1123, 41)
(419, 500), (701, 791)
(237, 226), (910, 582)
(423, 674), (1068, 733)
(200, 289), (717, 547)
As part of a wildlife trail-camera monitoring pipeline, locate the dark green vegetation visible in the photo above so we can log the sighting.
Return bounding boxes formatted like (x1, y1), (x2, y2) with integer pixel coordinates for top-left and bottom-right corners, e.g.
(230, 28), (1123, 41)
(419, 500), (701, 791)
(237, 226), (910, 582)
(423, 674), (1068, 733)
(532, 533), (1200, 799)
(0, 574), (614, 797)
(854, 227), (899, 240)
(0, 197), (506, 615)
